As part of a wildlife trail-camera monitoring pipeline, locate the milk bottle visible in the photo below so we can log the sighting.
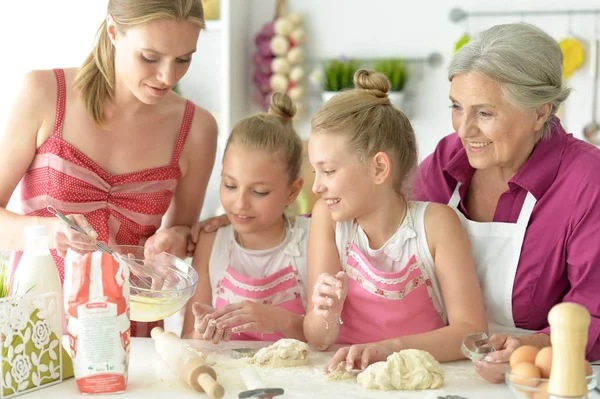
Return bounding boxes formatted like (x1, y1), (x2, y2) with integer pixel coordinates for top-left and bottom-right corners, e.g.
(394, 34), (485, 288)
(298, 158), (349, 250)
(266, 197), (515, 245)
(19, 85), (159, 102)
(13, 225), (63, 334)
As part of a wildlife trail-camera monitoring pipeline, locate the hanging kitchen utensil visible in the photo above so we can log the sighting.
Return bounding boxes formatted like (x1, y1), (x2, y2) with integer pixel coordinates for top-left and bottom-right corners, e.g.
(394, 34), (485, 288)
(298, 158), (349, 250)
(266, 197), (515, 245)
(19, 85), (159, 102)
(560, 38), (586, 78)
(560, 13), (586, 79)
(583, 17), (600, 146)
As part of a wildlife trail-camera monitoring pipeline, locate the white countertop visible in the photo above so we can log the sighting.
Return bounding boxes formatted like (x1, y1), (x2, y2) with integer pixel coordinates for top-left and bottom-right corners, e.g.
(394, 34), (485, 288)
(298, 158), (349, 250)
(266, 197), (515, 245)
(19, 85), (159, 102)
(21, 338), (600, 399)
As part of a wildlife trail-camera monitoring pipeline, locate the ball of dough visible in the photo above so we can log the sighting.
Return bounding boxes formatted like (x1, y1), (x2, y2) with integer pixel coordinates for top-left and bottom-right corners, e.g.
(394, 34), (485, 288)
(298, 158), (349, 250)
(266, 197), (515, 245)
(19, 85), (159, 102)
(328, 361), (357, 381)
(251, 339), (309, 367)
(357, 349), (444, 391)
(270, 35), (290, 56)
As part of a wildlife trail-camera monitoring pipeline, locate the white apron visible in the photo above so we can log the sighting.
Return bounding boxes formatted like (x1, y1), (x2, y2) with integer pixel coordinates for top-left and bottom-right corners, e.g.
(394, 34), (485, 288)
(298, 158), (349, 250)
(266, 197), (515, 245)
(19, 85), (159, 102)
(448, 182), (537, 336)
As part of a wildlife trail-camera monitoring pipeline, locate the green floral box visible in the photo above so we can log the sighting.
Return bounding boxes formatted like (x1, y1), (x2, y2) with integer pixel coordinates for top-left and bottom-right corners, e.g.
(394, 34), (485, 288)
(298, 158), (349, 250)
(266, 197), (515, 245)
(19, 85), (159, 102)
(0, 291), (63, 398)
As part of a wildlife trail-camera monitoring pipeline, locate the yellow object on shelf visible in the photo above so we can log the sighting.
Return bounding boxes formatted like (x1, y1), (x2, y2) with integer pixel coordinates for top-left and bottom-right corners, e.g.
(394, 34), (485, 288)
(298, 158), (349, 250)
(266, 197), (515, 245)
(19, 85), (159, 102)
(560, 37), (585, 78)
(202, 0), (220, 20)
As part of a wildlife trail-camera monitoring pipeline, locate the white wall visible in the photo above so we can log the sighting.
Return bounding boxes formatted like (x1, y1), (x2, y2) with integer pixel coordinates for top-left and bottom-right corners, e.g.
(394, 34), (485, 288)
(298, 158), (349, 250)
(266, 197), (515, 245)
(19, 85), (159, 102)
(0, 1), (109, 122)
(244, 0), (600, 160)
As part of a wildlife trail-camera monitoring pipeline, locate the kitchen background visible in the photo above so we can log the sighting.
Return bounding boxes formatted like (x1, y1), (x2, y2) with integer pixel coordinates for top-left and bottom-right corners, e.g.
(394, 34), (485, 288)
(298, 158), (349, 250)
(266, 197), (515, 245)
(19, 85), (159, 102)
(2, 0), (599, 219)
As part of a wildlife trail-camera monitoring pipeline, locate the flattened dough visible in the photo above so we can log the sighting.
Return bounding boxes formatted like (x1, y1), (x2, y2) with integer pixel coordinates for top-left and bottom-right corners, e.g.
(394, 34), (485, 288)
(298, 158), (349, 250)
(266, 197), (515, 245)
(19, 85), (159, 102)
(251, 339), (309, 367)
(328, 362), (357, 381)
(357, 349), (444, 390)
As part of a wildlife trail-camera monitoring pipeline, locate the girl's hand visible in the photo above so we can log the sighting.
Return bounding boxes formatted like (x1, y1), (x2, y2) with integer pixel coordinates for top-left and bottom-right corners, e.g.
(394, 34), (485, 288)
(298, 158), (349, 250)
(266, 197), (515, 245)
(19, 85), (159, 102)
(212, 301), (283, 335)
(192, 303), (233, 344)
(326, 342), (394, 373)
(311, 271), (348, 320)
(473, 333), (522, 383)
(54, 214), (98, 258)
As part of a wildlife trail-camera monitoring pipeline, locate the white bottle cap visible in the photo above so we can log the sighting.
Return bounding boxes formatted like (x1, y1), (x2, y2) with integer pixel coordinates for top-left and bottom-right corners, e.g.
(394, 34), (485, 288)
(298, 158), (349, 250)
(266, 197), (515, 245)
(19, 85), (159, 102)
(24, 225), (48, 239)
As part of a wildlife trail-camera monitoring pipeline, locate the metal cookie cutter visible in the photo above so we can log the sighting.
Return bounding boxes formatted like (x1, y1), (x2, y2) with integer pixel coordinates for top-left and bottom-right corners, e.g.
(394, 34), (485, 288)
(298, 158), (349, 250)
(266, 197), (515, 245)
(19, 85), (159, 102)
(231, 347), (257, 359)
(461, 332), (496, 361)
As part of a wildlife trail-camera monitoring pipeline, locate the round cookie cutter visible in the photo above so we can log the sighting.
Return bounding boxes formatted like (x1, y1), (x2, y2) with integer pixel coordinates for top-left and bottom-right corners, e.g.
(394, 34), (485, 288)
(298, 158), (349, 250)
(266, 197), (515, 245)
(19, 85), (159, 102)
(461, 332), (496, 361)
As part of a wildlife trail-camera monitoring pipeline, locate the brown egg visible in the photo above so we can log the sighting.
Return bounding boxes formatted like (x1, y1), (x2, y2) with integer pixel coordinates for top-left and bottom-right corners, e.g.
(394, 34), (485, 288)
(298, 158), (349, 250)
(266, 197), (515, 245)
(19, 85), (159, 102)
(534, 347), (553, 378)
(510, 345), (541, 368)
(510, 362), (542, 387)
(585, 360), (593, 376)
(533, 381), (549, 399)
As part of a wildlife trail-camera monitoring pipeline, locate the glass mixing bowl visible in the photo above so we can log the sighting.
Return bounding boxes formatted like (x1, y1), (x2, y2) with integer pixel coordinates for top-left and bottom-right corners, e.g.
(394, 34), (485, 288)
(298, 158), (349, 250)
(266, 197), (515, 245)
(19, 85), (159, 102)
(109, 245), (198, 323)
(505, 370), (597, 399)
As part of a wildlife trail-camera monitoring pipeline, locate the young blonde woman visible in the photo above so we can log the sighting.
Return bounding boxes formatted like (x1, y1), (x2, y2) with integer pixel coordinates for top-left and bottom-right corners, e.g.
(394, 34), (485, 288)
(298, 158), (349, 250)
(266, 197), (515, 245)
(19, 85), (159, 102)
(0, 0), (217, 337)
(183, 92), (309, 343)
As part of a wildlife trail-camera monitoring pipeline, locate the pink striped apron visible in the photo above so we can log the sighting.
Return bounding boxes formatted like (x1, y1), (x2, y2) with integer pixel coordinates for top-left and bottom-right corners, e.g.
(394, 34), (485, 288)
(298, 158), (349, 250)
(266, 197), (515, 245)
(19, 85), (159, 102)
(337, 217), (446, 344)
(214, 228), (306, 341)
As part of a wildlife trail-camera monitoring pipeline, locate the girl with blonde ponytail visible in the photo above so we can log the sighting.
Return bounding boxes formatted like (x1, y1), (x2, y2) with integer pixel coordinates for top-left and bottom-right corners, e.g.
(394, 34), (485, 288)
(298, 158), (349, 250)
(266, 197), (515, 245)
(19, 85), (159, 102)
(182, 92), (310, 343)
(304, 69), (487, 369)
(0, 0), (217, 338)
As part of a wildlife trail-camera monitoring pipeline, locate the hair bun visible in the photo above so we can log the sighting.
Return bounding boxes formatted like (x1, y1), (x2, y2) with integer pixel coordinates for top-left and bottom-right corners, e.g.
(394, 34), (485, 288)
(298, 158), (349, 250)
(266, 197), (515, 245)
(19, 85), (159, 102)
(353, 69), (391, 98)
(268, 92), (297, 120)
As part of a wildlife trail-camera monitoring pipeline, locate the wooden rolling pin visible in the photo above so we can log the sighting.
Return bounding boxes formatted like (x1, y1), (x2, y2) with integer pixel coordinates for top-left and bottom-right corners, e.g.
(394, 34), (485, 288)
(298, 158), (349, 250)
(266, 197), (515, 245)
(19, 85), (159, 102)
(151, 327), (224, 399)
(547, 302), (591, 399)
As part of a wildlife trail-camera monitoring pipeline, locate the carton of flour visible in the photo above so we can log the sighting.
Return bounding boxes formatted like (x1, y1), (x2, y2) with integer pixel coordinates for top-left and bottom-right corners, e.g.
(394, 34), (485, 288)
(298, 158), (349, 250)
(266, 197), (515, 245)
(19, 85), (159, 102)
(64, 250), (130, 394)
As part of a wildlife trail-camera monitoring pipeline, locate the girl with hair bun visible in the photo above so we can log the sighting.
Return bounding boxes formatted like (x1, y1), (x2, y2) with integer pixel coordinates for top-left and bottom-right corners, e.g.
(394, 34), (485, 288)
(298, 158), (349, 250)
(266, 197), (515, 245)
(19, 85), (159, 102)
(183, 92), (310, 343)
(304, 69), (487, 370)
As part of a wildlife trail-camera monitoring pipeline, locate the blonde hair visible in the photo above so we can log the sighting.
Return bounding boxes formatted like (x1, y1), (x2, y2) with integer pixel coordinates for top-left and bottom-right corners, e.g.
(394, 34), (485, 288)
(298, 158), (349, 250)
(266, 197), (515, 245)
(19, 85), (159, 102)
(75, 0), (205, 126)
(448, 23), (570, 139)
(225, 92), (303, 184)
(311, 69), (417, 194)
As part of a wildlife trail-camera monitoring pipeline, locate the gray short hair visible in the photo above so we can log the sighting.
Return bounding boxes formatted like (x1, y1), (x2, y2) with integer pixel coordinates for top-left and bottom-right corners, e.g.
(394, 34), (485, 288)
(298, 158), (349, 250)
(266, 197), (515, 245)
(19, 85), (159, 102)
(448, 23), (571, 139)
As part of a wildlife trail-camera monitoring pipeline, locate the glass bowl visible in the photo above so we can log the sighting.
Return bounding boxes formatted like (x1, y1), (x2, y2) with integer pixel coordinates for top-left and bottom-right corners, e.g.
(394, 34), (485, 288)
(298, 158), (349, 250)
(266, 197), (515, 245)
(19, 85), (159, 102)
(505, 370), (597, 399)
(109, 245), (198, 323)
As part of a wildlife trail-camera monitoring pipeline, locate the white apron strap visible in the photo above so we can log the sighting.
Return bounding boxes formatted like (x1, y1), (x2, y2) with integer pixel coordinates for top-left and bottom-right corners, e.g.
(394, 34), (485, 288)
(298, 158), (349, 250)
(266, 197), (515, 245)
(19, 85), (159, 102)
(448, 182), (462, 208)
(516, 192), (537, 226)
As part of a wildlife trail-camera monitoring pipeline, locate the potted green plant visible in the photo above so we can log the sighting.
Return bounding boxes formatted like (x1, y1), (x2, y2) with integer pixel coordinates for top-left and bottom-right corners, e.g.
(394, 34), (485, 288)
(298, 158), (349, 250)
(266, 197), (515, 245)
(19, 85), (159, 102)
(0, 251), (9, 298)
(310, 57), (360, 103)
(373, 58), (407, 109)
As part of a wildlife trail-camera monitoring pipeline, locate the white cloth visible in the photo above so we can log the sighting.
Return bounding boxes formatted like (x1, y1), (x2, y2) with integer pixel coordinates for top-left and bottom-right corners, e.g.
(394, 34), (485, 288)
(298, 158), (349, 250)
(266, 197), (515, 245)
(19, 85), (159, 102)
(448, 182), (537, 336)
(209, 216), (310, 306)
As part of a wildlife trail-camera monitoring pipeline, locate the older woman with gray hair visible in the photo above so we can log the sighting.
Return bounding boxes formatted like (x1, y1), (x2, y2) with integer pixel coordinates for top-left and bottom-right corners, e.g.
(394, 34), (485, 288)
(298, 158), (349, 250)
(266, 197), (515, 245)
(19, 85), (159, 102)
(413, 22), (600, 382)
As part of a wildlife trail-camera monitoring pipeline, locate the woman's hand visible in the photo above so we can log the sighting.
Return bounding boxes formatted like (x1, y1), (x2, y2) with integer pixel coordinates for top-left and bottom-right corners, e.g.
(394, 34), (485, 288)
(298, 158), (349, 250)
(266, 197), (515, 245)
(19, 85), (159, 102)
(187, 214), (230, 256)
(326, 342), (394, 373)
(212, 301), (284, 335)
(192, 303), (233, 344)
(144, 225), (190, 259)
(473, 333), (523, 383)
(311, 271), (348, 320)
(54, 214), (98, 258)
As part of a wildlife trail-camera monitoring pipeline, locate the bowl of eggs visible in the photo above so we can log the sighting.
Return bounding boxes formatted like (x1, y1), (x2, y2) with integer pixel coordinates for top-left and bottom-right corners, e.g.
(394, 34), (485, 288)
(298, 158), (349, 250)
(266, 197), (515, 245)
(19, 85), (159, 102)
(505, 345), (597, 399)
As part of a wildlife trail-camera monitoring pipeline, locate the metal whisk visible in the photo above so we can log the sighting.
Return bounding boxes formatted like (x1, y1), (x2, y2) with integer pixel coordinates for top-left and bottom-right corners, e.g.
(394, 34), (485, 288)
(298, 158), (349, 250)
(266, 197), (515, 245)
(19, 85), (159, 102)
(46, 205), (167, 290)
